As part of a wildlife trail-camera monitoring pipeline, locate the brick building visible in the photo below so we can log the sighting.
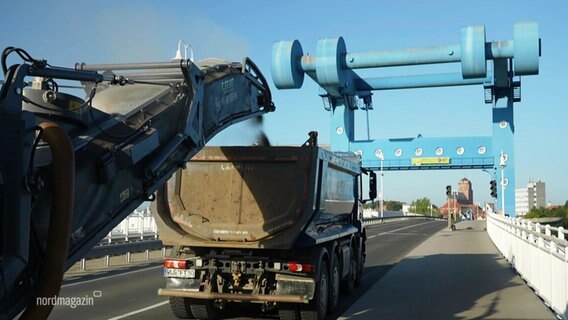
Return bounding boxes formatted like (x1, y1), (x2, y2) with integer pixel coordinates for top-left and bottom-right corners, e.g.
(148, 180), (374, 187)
(440, 178), (486, 220)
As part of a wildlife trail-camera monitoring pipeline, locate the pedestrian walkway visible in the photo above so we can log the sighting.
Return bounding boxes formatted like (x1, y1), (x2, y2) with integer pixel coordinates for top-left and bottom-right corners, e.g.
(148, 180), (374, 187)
(340, 220), (555, 320)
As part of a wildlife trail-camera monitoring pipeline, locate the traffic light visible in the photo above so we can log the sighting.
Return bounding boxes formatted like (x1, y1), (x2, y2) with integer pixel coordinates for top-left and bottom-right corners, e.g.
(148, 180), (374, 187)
(490, 180), (497, 198)
(445, 185), (452, 197)
(369, 171), (377, 200)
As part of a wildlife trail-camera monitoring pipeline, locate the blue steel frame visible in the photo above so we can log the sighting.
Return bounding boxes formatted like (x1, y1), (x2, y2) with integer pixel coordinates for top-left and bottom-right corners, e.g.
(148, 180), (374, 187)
(272, 23), (541, 216)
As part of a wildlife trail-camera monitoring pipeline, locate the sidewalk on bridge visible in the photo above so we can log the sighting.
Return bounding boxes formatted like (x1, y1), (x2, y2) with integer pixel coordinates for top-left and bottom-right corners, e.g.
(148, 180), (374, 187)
(340, 220), (555, 320)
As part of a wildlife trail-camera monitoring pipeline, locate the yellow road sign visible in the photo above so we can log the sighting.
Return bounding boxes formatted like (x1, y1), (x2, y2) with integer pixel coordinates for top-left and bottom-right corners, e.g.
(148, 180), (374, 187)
(412, 157), (450, 165)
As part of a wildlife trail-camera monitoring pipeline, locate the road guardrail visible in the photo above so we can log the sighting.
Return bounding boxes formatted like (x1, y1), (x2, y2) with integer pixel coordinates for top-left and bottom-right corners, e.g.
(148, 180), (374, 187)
(363, 214), (444, 226)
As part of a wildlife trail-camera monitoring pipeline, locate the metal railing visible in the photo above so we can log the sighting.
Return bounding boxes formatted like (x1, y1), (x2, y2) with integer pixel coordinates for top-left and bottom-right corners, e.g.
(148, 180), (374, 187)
(487, 212), (568, 319)
(78, 211), (164, 270)
(362, 214), (444, 226)
(103, 211), (159, 242)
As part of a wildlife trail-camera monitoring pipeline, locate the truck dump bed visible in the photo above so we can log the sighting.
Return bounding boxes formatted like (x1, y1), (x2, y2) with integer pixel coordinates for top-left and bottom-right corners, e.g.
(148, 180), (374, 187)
(155, 145), (360, 249)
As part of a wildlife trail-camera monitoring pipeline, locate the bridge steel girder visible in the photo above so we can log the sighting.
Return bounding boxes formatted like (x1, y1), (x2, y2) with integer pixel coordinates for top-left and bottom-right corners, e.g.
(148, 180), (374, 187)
(347, 137), (494, 171)
(272, 22), (541, 217)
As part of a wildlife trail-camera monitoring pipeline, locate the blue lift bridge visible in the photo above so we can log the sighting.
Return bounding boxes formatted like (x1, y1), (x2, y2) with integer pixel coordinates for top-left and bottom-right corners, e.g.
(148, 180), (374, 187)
(271, 22), (541, 216)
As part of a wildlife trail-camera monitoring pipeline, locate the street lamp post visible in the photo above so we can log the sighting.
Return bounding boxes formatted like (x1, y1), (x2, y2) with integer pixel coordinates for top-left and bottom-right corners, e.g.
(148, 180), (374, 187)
(380, 155), (384, 219)
(499, 151), (507, 215)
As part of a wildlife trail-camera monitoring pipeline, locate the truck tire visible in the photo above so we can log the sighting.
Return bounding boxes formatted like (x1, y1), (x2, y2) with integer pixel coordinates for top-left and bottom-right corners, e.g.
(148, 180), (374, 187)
(354, 242), (364, 287)
(300, 260), (328, 320)
(169, 297), (194, 319)
(328, 253), (340, 312)
(189, 299), (220, 320)
(341, 250), (356, 294)
(278, 303), (300, 320)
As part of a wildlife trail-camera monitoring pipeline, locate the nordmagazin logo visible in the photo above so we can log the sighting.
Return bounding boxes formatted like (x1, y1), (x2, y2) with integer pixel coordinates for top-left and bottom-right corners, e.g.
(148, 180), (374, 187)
(36, 290), (101, 309)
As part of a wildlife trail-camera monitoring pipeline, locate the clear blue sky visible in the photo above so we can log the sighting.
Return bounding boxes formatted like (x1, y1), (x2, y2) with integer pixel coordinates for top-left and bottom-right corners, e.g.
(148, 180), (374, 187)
(1, 0), (566, 207)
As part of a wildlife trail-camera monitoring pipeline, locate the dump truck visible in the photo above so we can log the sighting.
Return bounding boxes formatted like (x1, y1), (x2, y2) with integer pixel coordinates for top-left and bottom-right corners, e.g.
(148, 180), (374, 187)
(154, 132), (373, 320)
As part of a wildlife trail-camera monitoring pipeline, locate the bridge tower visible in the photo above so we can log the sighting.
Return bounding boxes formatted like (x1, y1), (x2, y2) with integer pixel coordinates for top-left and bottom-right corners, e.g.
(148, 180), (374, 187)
(272, 22), (541, 216)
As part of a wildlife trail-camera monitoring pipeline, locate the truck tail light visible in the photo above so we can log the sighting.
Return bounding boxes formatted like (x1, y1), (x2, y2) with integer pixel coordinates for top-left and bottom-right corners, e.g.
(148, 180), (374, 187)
(164, 259), (188, 269)
(286, 262), (314, 273)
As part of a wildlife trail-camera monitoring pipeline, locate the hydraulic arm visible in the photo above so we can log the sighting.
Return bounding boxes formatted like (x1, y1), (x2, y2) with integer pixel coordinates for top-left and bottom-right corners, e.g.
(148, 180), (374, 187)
(0, 47), (274, 319)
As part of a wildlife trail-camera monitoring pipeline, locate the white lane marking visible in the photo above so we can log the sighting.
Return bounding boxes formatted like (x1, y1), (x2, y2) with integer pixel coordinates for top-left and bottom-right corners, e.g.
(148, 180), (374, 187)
(62, 265), (162, 288)
(365, 220), (414, 229)
(384, 232), (428, 236)
(108, 300), (168, 320)
(377, 220), (437, 236)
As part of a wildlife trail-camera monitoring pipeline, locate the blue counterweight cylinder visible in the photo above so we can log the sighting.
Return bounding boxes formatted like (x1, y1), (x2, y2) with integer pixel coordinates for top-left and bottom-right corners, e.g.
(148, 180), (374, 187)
(271, 40), (304, 89)
(315, 37), (347, 87)
(514, 22), (540, 75)
(461, 25), (487, 79)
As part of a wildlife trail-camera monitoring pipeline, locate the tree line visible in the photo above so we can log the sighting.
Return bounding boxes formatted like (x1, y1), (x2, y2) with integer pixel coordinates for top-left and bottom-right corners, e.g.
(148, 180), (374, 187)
(525, 200), (568, 228)
(362, 197), (442, 217)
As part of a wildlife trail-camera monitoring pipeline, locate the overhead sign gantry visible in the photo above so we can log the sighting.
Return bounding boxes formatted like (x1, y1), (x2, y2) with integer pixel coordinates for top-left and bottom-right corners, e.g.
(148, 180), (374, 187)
(271, 22), (541, 216)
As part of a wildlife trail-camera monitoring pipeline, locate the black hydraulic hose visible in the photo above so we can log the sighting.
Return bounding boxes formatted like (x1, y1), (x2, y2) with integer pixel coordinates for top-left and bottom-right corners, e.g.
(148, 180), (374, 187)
(20, 121), (75, 320)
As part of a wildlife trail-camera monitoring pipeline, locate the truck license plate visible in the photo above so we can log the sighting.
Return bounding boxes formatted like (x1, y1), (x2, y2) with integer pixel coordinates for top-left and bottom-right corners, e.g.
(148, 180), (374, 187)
(164, 268), (195, 278)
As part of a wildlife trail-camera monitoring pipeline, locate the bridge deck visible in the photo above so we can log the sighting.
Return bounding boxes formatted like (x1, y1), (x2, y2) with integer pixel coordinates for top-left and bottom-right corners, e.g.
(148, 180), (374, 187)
(340, 220), (555, 320)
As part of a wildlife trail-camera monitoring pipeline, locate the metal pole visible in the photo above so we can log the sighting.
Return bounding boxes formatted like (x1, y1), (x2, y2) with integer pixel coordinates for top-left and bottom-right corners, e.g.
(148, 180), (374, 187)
(365, 108), (371, 140)
(140, 214), (144, 240)
(501, 165), (506, 215)
(125, 217), (129, 242)
(500, 151), (506, 215)
(75, 60), (193, 71)
(297, 40), (519, 72)
(356, 73), (491, 91)
(447, 195), (452, 230)
(380, 157), (384, 219)
(452, 193), (455, 224)
(454, 192), (458, 220)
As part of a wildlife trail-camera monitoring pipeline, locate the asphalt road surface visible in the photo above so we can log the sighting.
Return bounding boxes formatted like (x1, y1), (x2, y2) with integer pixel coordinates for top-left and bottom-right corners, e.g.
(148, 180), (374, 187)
(50, 219), (446, 320)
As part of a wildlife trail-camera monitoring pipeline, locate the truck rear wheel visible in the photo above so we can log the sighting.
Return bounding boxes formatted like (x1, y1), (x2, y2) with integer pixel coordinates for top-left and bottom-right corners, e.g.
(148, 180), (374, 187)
(328, 253), (340, 312)
(189, 299), (220, 320)
(300, 260), (328, 320)
(355, 242), (365, 287)
(169, 297), (194, 319)
(341, 250), (356, 294)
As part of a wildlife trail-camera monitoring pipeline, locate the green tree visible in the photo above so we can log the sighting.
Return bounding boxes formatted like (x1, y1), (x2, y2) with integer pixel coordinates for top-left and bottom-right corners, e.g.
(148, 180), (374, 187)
(385, 200), (403, 211)
(525, 206), (566, 218)
(362, 202), (376, 209)
(410, 197), (433, 215)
